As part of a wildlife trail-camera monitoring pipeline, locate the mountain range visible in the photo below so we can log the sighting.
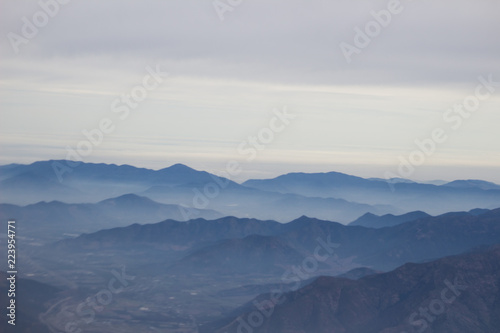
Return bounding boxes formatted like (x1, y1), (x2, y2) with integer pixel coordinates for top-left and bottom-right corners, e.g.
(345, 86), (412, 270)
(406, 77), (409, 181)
(52, 208), (500, 276)
(0, 160), (394, 223)
(0, 271), (60, 333)
(2, 160), (500, 224)
(0, 194), (221, 243)
(348, 210), (431, 228)
(212, 245), (500, 333)
(1, 160), (500, 332)
(243, 171), (500, 215)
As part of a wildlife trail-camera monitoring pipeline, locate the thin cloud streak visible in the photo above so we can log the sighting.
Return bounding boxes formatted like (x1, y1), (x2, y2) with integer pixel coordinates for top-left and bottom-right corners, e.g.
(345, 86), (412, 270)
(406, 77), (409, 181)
(0, 0), (498, 182)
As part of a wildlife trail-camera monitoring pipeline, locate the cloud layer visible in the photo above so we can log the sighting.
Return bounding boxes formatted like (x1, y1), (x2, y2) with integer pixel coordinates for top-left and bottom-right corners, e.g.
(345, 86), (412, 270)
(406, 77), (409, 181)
(1, 0), (499, 182)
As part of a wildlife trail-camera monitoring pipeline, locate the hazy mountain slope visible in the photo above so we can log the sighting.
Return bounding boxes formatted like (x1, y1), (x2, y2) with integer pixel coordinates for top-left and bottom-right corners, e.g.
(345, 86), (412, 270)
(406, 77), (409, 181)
(0, 160), (391, 223)
(54, 208), (500, 275)
(167, 235), (305, 276)
(335, 267), (380, 280)
(0, 171), (85, 204)
(0, 194), (222, 243)
(280, 209), (500, 271)
(348, 210), (431, 228)
(243, 172), (500, 215)
(0, 160), (224, 186)
(443, 179), (500, 190)
(54, 216), (284, 251)
(0, 160), (239, 204)
(143, 183), (393, 223)
(215, 245), (500, 333)
(2, 161), (499, 222)
(0, 271), (60, 333)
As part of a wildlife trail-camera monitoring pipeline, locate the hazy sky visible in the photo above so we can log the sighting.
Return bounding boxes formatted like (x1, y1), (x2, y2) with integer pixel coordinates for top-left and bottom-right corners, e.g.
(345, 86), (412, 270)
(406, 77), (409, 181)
(1, 0), (499, 182)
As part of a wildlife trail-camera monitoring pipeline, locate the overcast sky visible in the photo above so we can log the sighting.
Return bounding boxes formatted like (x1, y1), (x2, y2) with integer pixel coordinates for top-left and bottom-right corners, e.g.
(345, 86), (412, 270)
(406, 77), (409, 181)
(1, 0), (499, 182)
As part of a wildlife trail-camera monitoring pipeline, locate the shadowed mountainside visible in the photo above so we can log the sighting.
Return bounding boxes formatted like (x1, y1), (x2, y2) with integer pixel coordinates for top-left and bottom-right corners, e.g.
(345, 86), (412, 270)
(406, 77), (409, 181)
(213, 245), (500, 333)
(348, 210), (431, 228)
(53, 208), (500, 276)
(0, 271), (61, 333)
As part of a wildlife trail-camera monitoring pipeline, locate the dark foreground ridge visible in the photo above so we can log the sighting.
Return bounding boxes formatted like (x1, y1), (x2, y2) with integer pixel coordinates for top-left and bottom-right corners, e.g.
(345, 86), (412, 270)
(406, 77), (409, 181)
(212, 245), (500, 333)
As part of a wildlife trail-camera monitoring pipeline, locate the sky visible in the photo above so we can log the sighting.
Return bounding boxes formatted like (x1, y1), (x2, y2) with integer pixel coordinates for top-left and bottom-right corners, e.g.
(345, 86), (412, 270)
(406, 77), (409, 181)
(0, 0), (499, 183)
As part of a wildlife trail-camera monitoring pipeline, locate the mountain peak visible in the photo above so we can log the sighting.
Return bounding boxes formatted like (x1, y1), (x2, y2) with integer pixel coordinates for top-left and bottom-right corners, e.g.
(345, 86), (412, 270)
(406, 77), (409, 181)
(443, 179), (500, 191)
(162, 163), (195, 172)
(293, 215), (315, 221)
(98, 193), (156, 205)
(349, 210), (431, 228)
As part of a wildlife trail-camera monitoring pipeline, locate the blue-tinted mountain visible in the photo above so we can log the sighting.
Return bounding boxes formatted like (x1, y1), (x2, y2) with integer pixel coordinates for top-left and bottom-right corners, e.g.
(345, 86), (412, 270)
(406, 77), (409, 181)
(349, 210), (431, 228)
(469, 208), (491, 215)
(0, 161), (393, 223)
(166, 235), (305, 276)
(0, 271), (61, 333)
(55, 208), (500, 275)
(335, 267), (380, 280)
(3, 160), (500, 223)
(442, 179), (500, 190)
(0, 194), (222, 243)
(0, 160), (238, 204)
(0, 171), (84, 204)
(243, 172), (500, 215)
(214, 245), (500, 333)
(147, 183), (393, 222)
(368, 177), (415, 183)
(54, 216), (284, 251)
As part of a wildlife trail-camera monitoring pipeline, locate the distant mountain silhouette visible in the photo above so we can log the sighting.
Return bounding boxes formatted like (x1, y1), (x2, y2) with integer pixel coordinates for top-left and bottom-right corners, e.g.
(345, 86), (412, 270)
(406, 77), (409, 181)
(0, 160), (237, 204)
(0, 171), (84, 204)
(349, 210), (431, 228)
(3, 160), (499, 333)
(54, 216), (284, 252)
(243, 172), (500, 215)
(442, 179), (500, 190)
(55, 208), (500, 276)
(2, 160), (500, 222)
(0, 194), (222, 243)
(335, 267), (380, 280)
(349, 209), (494, 228)
(0, 160), (393, 223)
(469, 208), (491, 215)
(368, 177), (415, 183)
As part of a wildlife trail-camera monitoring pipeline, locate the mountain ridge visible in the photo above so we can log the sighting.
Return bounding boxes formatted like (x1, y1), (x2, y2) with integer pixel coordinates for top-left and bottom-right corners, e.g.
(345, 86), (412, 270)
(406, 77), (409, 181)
(213, 245), (500, 333)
